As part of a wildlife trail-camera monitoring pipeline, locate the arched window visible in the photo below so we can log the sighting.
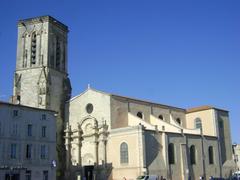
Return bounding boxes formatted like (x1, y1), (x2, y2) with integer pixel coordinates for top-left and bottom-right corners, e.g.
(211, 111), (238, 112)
(120, 142), (128, 164)
(158, 115), (164, 120)
(195, 118), (202, 129)
(208, 146), (214, 164)
(176, 118), (181, 125)
(190, 145), (196, 164)
(31, 32), (37, 64)
(168, 143), (175, 164)
(137, 112), (143, 119)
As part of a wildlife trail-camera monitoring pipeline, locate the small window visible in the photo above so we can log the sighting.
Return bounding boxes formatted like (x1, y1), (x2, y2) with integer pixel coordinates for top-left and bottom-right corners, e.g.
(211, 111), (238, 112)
(190, 145), (196, 164)
(137, 112), (143, 119)
(41, 145), (46, 159)
(12, 124), (18, 136)
(27, 124), (32, 137)
(42, 126), (46, 137)
(10, 143), (17, 159)
(195, 118), (202, 129)
(42, 114), (46, 120)
(168, 143), (175, 164)
(176, 118), (181, 125)
(208, 146), (214, 164)
(13, 110), (18, 117)
(120, 142), (129, 164)
(158, 115), (164, 120)
(26, 144), (32, 159)
(17, 95), (21, 102)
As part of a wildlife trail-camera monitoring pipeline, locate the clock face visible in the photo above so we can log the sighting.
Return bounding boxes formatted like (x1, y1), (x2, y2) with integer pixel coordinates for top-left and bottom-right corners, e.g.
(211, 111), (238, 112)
(86, 103), (93, 114)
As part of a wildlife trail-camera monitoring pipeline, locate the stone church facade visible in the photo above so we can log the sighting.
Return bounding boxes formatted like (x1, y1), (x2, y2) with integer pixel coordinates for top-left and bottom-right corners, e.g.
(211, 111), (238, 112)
(65, 88), (234, 180)
(10, 15), (235, 180)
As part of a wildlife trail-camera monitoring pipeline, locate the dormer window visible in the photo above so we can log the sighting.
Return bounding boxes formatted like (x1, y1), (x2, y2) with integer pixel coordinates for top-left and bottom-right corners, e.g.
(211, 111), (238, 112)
(137, 112), (143, 119)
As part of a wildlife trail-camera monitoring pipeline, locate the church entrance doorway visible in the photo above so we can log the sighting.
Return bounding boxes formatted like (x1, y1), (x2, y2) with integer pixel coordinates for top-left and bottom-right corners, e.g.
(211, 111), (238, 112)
(84, 165), (94, 180)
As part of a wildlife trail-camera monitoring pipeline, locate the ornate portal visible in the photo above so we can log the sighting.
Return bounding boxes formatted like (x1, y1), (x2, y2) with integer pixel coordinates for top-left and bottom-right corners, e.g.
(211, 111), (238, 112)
(64, 115), (109, 180)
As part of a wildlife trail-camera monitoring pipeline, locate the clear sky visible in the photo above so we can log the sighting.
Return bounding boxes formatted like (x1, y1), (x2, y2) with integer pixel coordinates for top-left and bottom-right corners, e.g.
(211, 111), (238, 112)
(0, 0), (239, 143)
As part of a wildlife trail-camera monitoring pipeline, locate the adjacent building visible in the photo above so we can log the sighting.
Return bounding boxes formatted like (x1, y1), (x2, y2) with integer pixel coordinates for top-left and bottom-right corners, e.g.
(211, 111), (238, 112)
(233, 144), (240, 171)
(0, 102), (57, 180)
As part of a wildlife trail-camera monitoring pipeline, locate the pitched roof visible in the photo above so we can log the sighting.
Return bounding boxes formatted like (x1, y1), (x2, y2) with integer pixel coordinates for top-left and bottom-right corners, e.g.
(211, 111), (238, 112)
(70, 87), (185, 111)
(187, 105), (228, 113)
(70, 87), (228, 113)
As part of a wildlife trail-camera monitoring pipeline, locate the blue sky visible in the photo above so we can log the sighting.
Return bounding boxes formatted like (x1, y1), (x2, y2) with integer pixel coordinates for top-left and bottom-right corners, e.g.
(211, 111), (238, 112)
(0, 0), (239, 143)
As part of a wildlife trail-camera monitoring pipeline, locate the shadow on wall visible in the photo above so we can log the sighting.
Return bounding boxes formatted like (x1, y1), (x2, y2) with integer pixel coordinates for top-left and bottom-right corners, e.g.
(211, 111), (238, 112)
(95, 163), (113, 180)
(145, 131), (166, 176)
(218, 116), (226, 163)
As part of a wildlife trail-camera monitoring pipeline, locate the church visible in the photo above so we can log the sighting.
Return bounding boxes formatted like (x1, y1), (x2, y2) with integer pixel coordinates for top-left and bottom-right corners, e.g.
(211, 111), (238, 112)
(64, 87), (234, 180)
(11, 15), (235, 180)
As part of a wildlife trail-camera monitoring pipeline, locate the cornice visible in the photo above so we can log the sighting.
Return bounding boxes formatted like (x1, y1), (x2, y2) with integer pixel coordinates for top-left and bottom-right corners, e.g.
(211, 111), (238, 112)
(18, 15), (68, 32)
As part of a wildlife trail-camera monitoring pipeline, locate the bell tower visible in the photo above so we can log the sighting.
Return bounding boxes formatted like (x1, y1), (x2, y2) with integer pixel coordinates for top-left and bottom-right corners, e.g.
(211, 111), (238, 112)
(13, 16), (71, 179)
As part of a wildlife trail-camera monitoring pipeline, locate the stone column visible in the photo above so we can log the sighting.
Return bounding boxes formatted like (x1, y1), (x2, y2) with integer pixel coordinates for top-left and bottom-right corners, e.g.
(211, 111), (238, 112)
(103, 140), (107, 165)
(93, 122), (99, 166)
(77, 123), (83, 166)
(102, 122), (108, 166)
(94, 141), (99, 165)
(64, 123), (72, 170)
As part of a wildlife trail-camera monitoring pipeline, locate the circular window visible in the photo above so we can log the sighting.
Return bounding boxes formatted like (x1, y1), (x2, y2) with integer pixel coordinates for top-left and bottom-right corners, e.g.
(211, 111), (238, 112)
(86, 103), (93, 114)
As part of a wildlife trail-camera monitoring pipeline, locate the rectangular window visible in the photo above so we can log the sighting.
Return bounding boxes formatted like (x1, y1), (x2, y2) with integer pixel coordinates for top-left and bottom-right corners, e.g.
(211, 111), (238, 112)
(27, 124), (32, 137)
(41, 145), (46, 159)
(25, 170), (31, 180)
(13, 110), (18, 117)
(12, 124), (18, 136)
(26, 144), (32, 159)
(10, 143), (17, 159)
(43, 171), (48, 180)
(42, 114), (46, 120)
(42, 126), (46, 137)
